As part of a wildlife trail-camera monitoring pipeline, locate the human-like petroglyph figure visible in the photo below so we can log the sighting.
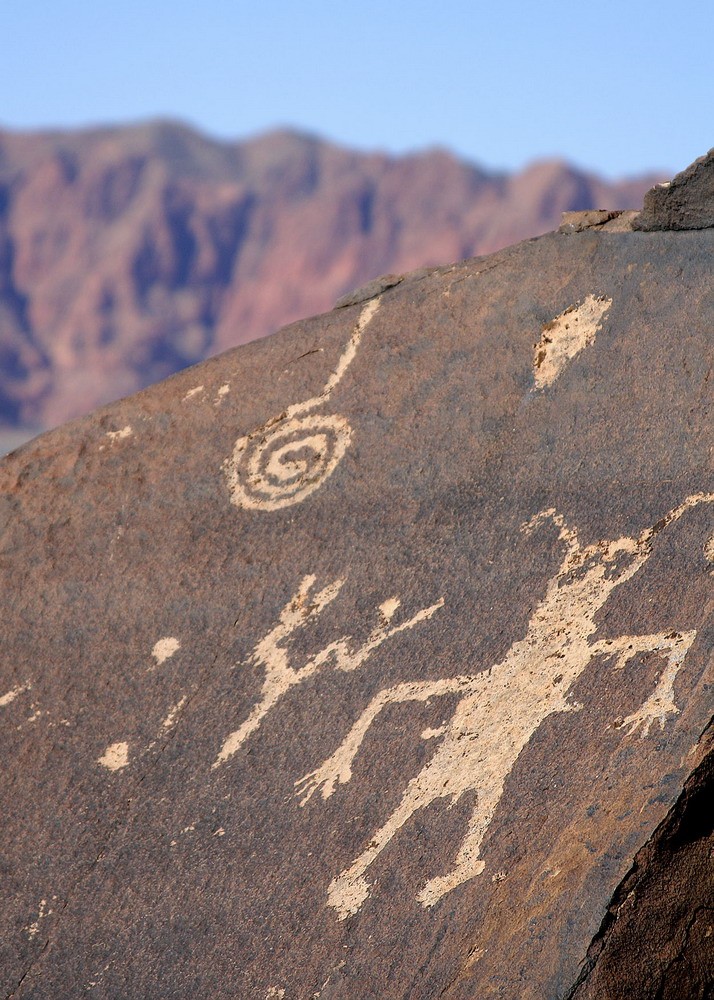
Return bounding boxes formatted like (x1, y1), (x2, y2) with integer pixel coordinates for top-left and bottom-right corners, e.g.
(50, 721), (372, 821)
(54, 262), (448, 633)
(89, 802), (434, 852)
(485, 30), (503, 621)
(296, 493), (714, 918)
(213, 575), (444, 769)
(224, 297), (381, 511)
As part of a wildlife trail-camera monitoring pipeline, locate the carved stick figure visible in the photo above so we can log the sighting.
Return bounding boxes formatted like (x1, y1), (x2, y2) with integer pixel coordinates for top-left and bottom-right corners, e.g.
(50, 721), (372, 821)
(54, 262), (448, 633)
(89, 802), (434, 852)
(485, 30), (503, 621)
(296, 493), (714, 918)
(213, 575), (443, 769)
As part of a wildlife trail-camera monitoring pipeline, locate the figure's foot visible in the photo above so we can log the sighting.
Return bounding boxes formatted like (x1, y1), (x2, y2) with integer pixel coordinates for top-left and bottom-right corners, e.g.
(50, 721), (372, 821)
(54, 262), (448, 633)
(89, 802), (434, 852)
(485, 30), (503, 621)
(417, 860), (485, 908)
(327, 868), (371, 920)
(621, 697), (679, 739)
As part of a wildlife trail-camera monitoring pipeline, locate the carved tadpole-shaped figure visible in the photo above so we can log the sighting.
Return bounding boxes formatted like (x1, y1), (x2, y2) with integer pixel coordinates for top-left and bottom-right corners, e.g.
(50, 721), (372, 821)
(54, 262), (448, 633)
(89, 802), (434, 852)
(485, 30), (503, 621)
(296, 493), (714, 919)
(224, 297), (381, 511)
(212, 575), (444, 769)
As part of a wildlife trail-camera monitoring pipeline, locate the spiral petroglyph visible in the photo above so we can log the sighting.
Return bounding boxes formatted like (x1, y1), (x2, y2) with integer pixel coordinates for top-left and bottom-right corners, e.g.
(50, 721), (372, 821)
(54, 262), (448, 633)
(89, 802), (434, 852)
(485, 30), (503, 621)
(225, 297), (381, 511)
(227, 413), (352, 511)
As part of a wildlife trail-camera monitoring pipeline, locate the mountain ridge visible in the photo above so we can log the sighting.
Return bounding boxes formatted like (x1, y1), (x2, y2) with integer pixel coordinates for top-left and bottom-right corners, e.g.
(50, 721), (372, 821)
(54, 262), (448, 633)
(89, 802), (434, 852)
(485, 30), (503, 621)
(0, 121), (664, 429)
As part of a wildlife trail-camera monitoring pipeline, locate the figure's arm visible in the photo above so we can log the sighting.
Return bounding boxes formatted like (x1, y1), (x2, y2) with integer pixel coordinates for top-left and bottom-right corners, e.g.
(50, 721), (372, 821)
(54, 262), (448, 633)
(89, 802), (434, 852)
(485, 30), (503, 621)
(522, 507), (581, 560)
(306, 598), (445, 675)
(295, 674), (475, 804)
(592, 629), (697, 737)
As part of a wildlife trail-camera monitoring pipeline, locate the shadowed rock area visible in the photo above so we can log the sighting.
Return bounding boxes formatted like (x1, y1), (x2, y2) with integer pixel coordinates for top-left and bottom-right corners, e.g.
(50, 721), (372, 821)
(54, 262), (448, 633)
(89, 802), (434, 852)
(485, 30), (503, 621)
(1, 158), (713, 999)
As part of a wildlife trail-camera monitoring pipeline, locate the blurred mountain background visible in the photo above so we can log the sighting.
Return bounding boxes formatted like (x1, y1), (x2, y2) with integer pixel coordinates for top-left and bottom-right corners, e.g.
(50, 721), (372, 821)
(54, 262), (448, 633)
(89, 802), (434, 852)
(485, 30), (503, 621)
(3, 0), (712, 454)
(0, 120), (662, 442)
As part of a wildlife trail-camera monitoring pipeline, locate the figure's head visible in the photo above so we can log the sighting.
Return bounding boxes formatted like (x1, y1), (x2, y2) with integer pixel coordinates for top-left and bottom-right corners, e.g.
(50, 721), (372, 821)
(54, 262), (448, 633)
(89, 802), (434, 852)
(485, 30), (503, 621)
(598, 537), (645, 582)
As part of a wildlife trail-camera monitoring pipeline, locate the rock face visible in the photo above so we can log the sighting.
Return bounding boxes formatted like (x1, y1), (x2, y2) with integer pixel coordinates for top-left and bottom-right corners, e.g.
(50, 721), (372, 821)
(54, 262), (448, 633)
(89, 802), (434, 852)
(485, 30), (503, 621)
(0, 121), (661, 429)
(1, 162), (713, 999)
(635, 147), (714, 231)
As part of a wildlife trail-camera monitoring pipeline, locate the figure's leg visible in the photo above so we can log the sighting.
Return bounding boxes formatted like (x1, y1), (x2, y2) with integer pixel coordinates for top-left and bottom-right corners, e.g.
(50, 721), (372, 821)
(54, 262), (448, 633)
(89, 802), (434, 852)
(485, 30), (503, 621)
(327, 769), (445, 919)
(592, 630), (697, 736)
(212, 690), (282, 768)
(417, 779), (503, 907)
(295, 675), (475, 804)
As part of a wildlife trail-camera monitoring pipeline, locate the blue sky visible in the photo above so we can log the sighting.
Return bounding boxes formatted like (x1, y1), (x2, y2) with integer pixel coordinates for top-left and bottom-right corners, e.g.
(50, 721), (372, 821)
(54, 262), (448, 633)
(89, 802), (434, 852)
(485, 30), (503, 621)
(2, 0), (712, 178)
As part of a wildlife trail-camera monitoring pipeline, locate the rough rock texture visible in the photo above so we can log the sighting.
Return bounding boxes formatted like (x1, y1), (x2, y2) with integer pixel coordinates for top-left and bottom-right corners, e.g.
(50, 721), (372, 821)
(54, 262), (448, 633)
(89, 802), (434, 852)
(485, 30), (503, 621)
(635, 148), (714, 231)
(2, 165), (713, 999)
(568, 733), (714, 999)
(0, 121), (662, 429)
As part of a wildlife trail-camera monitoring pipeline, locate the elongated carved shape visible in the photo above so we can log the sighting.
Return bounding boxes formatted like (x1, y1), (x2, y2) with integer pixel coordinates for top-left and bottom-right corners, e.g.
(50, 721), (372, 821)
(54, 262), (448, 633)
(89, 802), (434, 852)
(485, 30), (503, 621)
(534, 294), (611, 388)
(224, 298), (381, 511)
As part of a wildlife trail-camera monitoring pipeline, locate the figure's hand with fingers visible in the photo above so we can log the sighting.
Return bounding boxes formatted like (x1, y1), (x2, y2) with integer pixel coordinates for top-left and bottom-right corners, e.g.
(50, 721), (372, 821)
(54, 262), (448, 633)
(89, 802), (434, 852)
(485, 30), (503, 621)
(295, 756), (352, 805)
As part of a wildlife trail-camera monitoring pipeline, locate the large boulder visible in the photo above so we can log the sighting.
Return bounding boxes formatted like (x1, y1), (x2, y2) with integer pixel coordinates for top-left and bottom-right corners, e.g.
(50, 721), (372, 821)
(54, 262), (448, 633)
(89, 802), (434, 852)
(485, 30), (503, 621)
(1, 156), (713, 999)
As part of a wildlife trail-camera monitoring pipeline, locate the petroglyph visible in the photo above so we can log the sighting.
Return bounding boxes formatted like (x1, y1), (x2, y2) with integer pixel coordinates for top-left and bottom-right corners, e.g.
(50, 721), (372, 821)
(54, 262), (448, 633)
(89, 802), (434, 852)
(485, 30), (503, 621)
(98, 741), (129, 771)
(0, 680), (31, 707)
(212, 573), (443, 769)
(297, 493), (714, 918)
(534, 294), (612, 388)
(224, 297), (381, 511)
(24, 703), (44, 725)
(26, 898), (52, 939)
(151, 636), (180, 668)
(8, 695), (47, 731)
(705, 532), (714, 565)
(161, 696), (187, 731)
(105, 425), (133, 443)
